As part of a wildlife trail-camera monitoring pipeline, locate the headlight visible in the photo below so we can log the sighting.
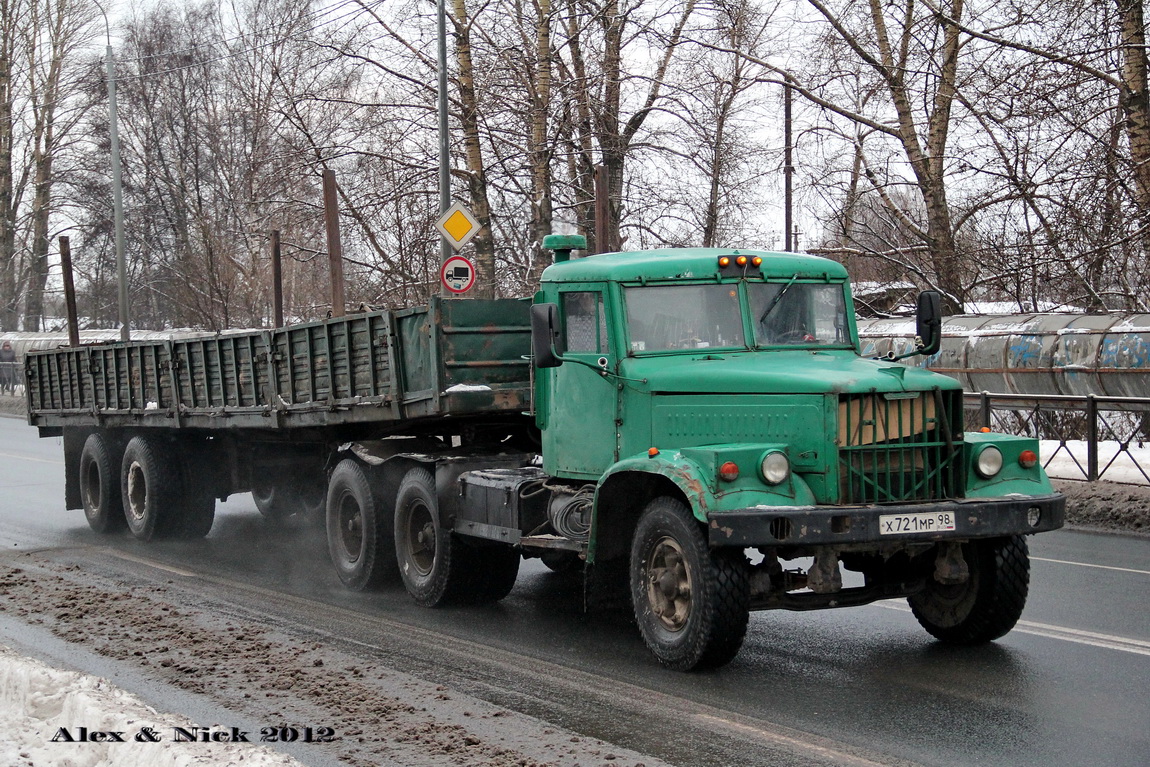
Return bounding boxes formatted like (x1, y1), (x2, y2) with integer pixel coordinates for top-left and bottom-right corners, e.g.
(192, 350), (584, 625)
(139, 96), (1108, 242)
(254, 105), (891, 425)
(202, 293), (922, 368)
(975, 446), (1003, 478)
(760, 451), (790, 485)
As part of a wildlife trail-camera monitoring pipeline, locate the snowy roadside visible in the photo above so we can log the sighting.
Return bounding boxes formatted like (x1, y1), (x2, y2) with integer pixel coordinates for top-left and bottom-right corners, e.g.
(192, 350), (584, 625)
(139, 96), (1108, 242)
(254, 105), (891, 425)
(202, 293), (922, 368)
(0, 644), (304, 767)
(0, 559), (667, 767)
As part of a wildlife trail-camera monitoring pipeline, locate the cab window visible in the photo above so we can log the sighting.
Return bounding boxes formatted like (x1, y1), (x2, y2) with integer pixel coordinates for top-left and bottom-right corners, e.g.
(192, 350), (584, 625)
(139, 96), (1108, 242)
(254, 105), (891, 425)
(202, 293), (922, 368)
(562, 291), (610, 354)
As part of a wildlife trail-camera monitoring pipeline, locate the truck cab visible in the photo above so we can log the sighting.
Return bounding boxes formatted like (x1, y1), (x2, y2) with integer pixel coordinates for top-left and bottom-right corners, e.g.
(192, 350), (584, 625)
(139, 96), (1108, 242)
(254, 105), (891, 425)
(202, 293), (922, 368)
(531, 242), (1063, 669)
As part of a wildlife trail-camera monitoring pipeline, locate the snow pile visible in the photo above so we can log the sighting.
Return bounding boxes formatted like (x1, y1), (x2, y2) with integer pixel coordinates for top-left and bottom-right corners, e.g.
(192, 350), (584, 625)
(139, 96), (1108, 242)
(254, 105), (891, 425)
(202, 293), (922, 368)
(1041, 439), (1150, 485)
(0, 644), (302, 767)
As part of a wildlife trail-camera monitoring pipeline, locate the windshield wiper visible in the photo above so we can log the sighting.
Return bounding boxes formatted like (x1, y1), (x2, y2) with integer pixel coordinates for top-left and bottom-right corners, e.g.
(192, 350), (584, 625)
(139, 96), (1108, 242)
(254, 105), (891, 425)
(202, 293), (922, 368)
(759, 274), (799, 322)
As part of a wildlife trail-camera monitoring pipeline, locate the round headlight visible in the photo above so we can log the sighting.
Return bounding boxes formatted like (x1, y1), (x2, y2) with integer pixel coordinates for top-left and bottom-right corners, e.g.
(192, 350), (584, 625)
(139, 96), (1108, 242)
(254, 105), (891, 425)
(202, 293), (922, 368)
(975, 445), (1003, 478)
(760, 452), (790, 485)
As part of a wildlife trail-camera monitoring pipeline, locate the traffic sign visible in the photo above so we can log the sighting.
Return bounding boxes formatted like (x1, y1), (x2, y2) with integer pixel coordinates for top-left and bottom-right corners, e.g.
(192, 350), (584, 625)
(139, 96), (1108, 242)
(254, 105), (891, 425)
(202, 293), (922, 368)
(441, 255), (476, 294)
(434, 202), (480, 251)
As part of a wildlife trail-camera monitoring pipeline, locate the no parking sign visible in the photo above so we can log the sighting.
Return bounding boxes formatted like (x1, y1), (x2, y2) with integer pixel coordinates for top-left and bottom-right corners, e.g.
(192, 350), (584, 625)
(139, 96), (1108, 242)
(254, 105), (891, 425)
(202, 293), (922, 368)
(440, 256), (476, 294)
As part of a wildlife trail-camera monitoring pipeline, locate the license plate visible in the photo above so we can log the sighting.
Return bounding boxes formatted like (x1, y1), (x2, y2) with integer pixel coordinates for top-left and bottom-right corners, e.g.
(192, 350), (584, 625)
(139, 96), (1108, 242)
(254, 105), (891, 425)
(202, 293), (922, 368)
(879, 511), (956, 535)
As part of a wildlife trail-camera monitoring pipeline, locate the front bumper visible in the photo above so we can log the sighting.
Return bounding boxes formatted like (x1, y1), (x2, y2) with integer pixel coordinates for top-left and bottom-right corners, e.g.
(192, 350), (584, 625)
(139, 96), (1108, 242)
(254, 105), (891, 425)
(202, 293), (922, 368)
(707, 493), (1065, 547)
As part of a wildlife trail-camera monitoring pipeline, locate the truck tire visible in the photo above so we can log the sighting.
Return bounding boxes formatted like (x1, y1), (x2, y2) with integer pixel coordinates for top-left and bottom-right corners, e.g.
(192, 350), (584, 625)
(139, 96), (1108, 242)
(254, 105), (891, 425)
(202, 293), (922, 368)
(394, 467), (470, 606)
(120, 436), (181, 541)
(540, 550), (582, 574)
(79, 433), (125, 534)
(909, 535), (1030, 644)
(175, 490), (215, 539)
(254, 480), (326, 525)
(630, 497), (750, 671)
(466, 544), (521, 603)
(326, 459), (394, 590)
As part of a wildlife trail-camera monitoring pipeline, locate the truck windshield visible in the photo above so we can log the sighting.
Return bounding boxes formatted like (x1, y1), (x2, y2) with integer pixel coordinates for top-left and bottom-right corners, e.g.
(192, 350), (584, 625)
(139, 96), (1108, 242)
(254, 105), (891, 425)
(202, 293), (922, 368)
(624, 284), (745, 352)
(749, 282), (850, 347)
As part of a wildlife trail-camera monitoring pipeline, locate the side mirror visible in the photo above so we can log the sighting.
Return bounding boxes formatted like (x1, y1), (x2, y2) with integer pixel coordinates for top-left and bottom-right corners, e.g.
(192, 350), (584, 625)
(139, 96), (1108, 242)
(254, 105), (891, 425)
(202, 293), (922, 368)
(915, 290), (942, 356)
(531, 303), (564, 368)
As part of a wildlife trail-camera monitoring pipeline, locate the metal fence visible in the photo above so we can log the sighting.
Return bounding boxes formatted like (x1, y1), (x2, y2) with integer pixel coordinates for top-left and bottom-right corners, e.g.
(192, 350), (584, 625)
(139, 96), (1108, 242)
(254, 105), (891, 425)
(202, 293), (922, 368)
(965, 392), (1150, 485)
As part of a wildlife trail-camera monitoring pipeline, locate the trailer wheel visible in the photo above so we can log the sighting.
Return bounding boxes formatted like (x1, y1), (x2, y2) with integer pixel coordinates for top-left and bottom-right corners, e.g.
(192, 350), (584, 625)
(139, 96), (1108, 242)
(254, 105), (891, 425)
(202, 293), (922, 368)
(326, 459), (393, 590)
(79, 433), (125, 534)
(909, 535), (1030, 644)
(120, 436), (180, 541)
(630, 497), (750, 671)
(394, 467), (469, 606)
(175, 490), (215, 539)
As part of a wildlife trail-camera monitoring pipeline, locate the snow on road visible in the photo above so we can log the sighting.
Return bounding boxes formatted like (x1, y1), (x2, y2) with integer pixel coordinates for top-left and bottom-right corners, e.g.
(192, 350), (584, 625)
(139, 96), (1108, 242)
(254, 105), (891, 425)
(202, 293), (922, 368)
(0, 644), (303, 767)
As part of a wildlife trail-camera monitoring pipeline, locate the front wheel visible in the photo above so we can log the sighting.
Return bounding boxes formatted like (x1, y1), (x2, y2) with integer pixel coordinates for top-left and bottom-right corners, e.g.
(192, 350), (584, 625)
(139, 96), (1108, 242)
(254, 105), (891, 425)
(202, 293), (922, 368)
(629, 497), (750, 671)
(908, 535), (1030, 644)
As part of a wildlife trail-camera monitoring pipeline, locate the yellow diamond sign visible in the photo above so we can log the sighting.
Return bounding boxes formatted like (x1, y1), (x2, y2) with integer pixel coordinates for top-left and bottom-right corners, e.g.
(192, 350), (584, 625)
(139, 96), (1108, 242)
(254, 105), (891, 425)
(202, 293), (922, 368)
(434, 202), (480, 251)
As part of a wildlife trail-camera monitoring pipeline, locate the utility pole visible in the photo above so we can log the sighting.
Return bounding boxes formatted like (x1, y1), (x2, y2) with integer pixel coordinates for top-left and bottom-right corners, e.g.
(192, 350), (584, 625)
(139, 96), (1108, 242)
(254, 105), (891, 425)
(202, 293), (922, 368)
(93, 0), (129, 340)
(784, 77), (794, 253)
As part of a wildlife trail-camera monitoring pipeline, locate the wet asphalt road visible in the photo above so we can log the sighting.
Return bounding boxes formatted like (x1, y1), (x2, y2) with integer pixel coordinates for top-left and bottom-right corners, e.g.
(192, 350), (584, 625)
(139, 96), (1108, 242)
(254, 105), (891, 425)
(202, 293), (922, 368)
(2, 416), (1149, 767)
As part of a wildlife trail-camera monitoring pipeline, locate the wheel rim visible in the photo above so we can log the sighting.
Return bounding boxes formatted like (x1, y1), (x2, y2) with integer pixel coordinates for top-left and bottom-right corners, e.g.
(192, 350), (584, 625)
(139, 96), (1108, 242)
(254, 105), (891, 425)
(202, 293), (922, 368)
(336, 492), (364, 562)
(645, 535), (692, 632)
(83, 459), (101, 514)
(126, 461), (147, 522)
(404, 499), (436, 576)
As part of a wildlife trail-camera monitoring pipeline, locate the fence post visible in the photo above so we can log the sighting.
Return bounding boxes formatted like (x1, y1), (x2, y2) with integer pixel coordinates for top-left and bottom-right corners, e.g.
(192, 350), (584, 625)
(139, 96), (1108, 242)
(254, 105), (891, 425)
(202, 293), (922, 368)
(980, 391), (991, 430)
(1087, 395), (1098, 481)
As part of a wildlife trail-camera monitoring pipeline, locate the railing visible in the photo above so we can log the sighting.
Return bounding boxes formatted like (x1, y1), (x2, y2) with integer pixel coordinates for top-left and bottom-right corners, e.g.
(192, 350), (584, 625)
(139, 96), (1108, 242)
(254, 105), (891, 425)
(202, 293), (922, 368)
(965, 392), (1150, 485)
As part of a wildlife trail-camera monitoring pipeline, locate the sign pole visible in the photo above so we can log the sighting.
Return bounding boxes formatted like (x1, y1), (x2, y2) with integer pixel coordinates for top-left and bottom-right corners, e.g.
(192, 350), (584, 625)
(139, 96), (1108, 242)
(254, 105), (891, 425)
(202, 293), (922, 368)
(437, 0), (452, 297)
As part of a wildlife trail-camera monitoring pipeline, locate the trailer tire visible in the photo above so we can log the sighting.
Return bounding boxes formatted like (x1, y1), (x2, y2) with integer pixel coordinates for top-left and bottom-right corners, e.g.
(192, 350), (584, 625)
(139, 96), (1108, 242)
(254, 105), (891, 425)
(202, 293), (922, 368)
(120, 436), (181, 542)
(79, 433), (125, 534)
(394, 467), (470, 606)
(909, 535), (1030, 644)
(630, 497), (750, 671)
(326, 459), (393, 591)
(176, 491), (215, 539)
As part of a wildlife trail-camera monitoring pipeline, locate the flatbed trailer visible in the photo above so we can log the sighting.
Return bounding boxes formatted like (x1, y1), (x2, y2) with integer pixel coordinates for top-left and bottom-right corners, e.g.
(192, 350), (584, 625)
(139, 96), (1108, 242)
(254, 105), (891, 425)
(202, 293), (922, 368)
(27, 297), (532, 432)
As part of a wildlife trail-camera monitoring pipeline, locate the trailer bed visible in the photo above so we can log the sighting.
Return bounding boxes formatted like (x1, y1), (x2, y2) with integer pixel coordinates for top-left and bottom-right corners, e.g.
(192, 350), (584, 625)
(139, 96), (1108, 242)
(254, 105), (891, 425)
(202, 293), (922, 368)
(26, 298), (531, 432)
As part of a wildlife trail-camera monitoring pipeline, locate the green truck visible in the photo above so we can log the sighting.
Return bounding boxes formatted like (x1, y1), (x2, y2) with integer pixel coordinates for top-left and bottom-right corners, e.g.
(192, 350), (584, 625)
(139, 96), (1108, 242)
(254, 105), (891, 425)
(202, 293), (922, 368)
(25, 238), (1064, 670)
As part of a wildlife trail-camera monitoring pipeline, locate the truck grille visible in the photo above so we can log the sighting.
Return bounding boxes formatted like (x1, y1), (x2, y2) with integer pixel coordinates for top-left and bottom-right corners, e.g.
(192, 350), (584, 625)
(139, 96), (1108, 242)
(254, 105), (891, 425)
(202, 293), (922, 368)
(838, 389), (961, 504)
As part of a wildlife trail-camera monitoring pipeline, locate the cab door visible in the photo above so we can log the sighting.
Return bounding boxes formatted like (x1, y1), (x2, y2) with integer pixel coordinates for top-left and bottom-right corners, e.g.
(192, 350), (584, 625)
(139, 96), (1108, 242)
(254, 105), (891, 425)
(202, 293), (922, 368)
(541, 286), (618, 479)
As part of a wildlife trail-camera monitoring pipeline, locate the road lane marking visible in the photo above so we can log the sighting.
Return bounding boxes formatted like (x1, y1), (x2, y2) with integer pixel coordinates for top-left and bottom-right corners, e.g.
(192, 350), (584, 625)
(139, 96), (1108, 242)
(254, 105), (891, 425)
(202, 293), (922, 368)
(0, 450), (63, 465)
(873, 601), (1150, 656)
(692, 713), (897, 767)
(103, 550), (198, 577)
(1032, 556), (1150, 577)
